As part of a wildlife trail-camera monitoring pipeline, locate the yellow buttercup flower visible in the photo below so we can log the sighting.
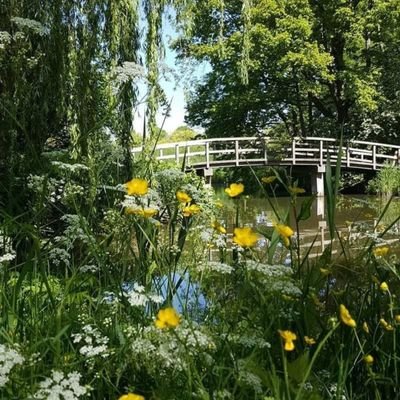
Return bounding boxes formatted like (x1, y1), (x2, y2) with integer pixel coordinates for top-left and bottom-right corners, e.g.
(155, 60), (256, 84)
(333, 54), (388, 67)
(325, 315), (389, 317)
(142, 208), (158, 218)
(126, 207), (158, 218)
(125, 178), (149, 196)
(275, 224), (294, 238)
(395, 315), (400, 323)
(380, 282), (389, 292)
(379, 318), (394, 331)
(304, 336), (316, 345)
(373, 246), (389, 257)
(261, 176), (276, 184)
(212, 221), (227, 234)
(176, 191), (192, 203)
(288, 186), (305, 195)
(279, 330), (297, 351)
(362, 322), (370, 334)
(339, 304), (356, 328)
(233, 227), (260, 248)
(225, 183), (244, 197)
(119, 394), (145, 400)
(182, 204), (201, 217)
(363, 355), (374, 365)
(155, 307), (180, 329)
(274, 224), (294, 247)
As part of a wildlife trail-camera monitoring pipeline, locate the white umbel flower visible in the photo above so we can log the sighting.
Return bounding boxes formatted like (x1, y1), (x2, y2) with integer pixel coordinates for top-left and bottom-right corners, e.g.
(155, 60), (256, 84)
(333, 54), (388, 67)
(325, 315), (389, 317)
(0, 344), (24, 387)
(34, 370), (89, 399)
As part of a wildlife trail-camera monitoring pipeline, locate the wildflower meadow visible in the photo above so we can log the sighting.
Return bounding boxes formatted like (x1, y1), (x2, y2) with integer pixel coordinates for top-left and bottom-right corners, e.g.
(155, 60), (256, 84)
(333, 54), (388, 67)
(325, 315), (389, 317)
(1, 147), (399, 399)
(2, 1), (400, 398)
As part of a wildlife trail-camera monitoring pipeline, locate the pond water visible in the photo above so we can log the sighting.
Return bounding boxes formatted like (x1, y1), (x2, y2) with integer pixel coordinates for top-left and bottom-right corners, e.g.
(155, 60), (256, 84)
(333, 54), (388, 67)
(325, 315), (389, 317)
(172, 195), (400, 313)
(216, 194), (400, 255)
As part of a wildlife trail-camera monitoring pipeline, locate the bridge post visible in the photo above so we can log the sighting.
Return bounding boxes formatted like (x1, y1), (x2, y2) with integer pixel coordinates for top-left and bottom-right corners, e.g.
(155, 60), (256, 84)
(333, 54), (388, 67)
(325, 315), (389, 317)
(319, 220), (327, 251)
(263, 138), (268, 165)
(372, 145), (376, 170)
(175, 144), (180, 165)
(203, 168), (213, 187)
(292, 139), (296, 165)
(235, 140), (239, 166)
(316, 196), (325, 218)
(205, 142), (210, 169)
(311, 166), (325, 197)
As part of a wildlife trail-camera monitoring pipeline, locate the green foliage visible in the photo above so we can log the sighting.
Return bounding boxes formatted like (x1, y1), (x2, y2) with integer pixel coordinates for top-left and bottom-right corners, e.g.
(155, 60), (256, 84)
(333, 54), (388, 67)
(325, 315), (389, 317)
(177, 0), (400, 142)
(0, 0), (141, 212)
(168, 125), (197, 142)
(368, 164), (400, 197)
(1, 152), (400, 398)
(1, 1), (400, 398)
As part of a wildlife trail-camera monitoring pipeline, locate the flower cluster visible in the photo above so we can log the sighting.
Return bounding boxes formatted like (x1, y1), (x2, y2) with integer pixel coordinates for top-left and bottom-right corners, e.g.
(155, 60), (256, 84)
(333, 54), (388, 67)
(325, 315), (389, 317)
(245, 261), (291, 277)
(33, 371), (89, 399)
(0, 252), (16, 264)
(129, 322), (214, 376)
(0, 344), (24, 387)
(198, 261), (234, 275)
(72, 325), (109, 359)
(123, 283), (163, 308)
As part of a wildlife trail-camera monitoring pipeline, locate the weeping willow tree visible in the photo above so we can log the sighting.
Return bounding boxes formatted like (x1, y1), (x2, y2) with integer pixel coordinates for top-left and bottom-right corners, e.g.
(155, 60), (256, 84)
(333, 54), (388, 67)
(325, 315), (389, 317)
(0, 0), (140, 210)
(0, 0), (254, 212)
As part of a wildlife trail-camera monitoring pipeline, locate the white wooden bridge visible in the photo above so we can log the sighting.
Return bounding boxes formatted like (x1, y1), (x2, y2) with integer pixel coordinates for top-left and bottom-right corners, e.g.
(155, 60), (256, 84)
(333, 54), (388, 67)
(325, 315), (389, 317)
(132, 136), (400, 196)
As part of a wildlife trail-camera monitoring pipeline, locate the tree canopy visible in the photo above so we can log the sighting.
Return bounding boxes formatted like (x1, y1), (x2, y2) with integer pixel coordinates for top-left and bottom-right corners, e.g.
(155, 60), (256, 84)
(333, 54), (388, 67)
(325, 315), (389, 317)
(176, 0), (400, 143)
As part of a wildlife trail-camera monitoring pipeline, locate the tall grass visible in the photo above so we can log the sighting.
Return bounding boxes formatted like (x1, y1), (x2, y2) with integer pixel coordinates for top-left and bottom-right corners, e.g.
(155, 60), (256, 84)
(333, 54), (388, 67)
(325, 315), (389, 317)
(0, 139), (399, 399)
(368, 164), (400, 197)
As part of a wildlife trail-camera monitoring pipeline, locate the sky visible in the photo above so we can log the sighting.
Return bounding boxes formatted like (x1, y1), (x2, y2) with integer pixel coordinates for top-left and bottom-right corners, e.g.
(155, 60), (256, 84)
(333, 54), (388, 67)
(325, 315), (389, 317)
(133, 12), (210, 135)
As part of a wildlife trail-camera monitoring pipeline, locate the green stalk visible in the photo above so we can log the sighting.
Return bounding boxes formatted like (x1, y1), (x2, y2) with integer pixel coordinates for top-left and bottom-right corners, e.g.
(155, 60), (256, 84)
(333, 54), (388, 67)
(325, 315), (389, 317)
(282, 346), (292, 400)
(294, 323), (340, 400)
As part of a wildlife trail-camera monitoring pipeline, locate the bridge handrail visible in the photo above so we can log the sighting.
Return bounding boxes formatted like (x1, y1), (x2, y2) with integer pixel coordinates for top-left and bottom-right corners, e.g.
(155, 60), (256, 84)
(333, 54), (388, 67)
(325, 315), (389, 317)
(305, 137), (400, 150)
(132, 136), (400, 153)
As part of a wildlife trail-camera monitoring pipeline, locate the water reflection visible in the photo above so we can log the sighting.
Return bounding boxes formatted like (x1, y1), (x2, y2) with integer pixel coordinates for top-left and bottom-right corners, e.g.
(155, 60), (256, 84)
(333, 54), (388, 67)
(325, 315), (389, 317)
(218, 194), (400, 255)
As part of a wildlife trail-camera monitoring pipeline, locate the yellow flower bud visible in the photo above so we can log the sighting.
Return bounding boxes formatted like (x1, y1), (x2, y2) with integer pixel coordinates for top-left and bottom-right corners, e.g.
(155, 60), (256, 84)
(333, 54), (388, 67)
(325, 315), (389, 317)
(339, 304), (356, 328)
(279, 330), (297, 351)
(380, 282), (389, 292)
(363, 355), (374, 365)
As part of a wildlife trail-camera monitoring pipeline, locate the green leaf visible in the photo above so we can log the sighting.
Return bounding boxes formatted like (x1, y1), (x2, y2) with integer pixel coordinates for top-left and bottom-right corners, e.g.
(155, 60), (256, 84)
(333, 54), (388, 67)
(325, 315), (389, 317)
(297, 195), (316, 222)
(287, 352), (310, 384)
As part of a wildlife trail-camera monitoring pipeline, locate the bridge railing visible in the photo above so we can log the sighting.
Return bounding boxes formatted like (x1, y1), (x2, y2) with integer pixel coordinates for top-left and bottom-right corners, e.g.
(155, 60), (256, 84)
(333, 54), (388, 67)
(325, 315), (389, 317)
(132, 137), (400, 170)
